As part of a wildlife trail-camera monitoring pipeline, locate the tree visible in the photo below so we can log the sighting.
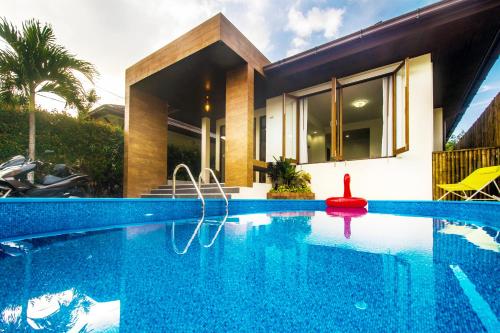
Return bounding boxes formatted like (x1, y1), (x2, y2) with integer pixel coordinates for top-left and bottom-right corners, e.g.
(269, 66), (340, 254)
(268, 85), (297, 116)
(445, 130), (465, 151)
(0, 17), (98, 161)
(77, 88), (99, 120)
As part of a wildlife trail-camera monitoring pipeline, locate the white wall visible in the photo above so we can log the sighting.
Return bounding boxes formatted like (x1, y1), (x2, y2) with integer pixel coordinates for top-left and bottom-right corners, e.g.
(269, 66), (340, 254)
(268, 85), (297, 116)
(264, 54), (435, 200)
(231, 183), (271, 199)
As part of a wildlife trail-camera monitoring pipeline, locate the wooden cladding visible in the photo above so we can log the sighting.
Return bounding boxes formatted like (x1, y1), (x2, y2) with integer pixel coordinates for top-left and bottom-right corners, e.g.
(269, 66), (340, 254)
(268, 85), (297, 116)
(124, 87), (168, 197)
(432, 147), (500, 200)
(393, 58), (410, 154)
(225, 64), (254, 187)
(331, 78), (337, 160)
(456, 92), (499, 149)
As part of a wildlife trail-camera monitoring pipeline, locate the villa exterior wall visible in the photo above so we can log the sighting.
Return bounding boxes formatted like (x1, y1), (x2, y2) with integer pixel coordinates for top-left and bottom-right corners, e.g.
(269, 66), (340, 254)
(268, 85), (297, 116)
(265, 54), (434, 200)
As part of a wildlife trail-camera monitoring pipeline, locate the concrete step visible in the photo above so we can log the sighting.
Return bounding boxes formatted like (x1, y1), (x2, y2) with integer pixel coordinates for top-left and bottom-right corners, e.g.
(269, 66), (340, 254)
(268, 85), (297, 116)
(151, 187), (239, 195)
(141, 193), (232, 199)
(158, 183), (226, 190)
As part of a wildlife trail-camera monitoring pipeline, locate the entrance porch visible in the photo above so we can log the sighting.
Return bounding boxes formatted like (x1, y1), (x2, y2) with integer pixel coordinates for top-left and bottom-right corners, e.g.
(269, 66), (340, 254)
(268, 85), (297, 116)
(124, 14), (269, 197)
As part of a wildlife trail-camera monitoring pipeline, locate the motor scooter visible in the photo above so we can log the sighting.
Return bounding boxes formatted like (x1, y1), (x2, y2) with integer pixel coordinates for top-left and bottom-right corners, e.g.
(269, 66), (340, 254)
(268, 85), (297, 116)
(0, 155), (89, 198)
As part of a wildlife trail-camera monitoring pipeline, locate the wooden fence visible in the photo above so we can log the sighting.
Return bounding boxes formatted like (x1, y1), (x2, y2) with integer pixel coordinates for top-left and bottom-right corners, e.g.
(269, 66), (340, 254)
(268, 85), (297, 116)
(432, 147), (500, 200)
(456, 93), (499, 149)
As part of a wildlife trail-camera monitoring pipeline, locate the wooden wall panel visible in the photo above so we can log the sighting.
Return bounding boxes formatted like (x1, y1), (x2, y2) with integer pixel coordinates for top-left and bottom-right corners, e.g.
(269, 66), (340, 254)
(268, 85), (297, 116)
(124, 86), (168, 197)
(126, 15), (221, 86)
(219, 15), (270, 75)
(456, 93), (499, 149)
(225, 64), (254, 187)
(126, 13), (270, 86)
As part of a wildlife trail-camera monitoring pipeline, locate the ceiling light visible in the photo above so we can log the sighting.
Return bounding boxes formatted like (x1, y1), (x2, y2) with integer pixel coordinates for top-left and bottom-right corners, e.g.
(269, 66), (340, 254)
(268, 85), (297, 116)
(204, 100), (210, 112)
(345, 134), (350, 138)
(312, 131), (318, 134)
(352, 99), (368, 108)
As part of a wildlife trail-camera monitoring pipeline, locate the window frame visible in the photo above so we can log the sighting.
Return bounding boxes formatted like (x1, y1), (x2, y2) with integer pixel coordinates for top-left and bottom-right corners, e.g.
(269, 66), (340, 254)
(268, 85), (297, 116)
(281, 93), (300, 163)
(282, 59), (410, 164)
(393, 58), (410, 155)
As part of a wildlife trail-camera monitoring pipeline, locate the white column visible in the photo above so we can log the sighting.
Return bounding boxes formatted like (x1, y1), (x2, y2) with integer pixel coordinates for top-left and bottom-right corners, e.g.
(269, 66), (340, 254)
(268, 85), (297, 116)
(201, 117), (211, 183)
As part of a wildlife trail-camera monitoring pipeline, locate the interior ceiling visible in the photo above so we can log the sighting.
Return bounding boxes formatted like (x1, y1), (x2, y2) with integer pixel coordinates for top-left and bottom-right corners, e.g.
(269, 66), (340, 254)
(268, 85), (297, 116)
(133, 41), (249, 130)
(265, 3), (500, 137)
(342, 78), (383, 123)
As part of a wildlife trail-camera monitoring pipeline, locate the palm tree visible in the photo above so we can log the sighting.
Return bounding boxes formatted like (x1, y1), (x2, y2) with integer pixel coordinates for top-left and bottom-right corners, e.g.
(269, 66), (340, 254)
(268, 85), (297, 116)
(0, 17), (98, 162)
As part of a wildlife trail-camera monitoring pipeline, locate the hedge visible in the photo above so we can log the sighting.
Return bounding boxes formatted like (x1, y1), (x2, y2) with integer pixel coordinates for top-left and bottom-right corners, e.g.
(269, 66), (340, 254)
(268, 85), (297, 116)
(0, 108), (123, 197)
(0, 108), (208, 196)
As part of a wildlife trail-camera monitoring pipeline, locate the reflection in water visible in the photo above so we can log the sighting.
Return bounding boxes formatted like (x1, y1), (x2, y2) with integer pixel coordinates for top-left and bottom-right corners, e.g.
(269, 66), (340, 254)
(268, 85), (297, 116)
(0, 211), (497, 332)
(439, 222), (499, 252)
(0, 289), (119, 332)
(171, 210), (229, 254)
(325, 207), (368, 239)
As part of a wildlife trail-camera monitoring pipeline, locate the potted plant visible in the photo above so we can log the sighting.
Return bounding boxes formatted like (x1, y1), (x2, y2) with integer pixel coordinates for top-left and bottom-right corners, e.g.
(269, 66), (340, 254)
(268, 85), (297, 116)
(266, 157), (315, 199)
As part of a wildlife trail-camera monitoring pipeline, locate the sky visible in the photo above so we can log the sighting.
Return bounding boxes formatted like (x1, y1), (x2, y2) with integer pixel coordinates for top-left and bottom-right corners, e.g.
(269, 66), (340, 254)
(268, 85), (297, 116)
(1, 0), (498, 137)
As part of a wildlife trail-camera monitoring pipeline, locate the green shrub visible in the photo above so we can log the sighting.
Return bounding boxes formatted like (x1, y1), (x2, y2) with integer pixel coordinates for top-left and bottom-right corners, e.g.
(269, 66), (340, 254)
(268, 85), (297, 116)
(0, 108), (123, 197)
(166, 144), (201, 181)
(266, 156), (312, 193)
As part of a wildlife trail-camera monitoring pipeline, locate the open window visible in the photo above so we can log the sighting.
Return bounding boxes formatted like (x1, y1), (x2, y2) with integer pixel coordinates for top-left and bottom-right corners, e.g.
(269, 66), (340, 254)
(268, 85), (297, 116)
(393, 58), (409, 154)
(335, 59), (410, 160)
(281, 59), (410, 163)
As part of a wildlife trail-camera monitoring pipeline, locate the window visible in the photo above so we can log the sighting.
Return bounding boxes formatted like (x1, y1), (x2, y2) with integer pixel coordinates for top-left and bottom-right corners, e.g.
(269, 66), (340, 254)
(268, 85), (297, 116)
(282, 59), (409, 163)
(300, 90), (331, 163)
(334, 60), (409, 160)
(259, 116), (266, 162)
(340, 76), (392, 160)
(219, 125), (225, 181)
(394, 60), (409, 153)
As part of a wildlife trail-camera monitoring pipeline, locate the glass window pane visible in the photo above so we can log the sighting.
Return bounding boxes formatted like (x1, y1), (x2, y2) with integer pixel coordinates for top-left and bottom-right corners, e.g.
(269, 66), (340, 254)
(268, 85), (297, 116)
(259, 116), (266, 162)
(302, 90), (331, 163)
(341, 77), (392, 160)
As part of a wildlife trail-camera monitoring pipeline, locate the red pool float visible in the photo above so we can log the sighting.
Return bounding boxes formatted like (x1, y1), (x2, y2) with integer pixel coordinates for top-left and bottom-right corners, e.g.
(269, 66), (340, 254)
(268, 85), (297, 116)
(325, 174), (367, 208)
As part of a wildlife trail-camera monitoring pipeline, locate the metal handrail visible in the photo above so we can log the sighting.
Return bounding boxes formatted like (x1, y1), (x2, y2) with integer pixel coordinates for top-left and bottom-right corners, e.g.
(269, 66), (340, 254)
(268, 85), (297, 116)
(198, 168), (228, 211)
(172, 164), (205, 210)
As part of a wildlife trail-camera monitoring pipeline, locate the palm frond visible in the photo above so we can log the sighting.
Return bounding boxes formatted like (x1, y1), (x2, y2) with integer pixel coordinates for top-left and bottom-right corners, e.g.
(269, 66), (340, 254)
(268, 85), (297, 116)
(0, 17), (20, 51)
(0, 17), (98, 109)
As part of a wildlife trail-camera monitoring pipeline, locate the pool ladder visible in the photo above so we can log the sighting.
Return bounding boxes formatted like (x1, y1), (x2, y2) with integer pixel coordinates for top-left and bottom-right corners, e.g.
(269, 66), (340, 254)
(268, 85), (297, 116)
(171, 164), (228, 213)
(171, 164), (229, 255)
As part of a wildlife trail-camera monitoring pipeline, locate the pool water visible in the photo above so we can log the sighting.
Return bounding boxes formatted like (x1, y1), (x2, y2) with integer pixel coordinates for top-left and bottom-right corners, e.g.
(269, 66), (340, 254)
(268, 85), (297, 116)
(0, 210), (498, 332)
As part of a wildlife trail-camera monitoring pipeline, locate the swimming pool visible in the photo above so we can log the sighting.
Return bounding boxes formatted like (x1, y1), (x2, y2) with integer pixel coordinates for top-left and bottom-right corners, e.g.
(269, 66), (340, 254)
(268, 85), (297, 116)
(0, 199), (499, 332)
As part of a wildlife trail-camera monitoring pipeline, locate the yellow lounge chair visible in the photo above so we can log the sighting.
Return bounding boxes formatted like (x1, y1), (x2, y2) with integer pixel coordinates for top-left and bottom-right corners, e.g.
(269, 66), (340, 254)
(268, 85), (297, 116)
(438, 165), (500, 201)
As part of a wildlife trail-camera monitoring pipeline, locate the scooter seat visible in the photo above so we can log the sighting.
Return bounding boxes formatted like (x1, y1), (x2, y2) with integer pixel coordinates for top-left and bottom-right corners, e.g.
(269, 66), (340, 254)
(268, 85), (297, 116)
(41, 174), (64, 185)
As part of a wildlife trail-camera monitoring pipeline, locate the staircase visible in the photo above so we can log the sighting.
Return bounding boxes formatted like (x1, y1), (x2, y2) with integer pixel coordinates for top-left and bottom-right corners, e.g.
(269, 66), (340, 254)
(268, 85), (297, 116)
(141, 182), (239, 199)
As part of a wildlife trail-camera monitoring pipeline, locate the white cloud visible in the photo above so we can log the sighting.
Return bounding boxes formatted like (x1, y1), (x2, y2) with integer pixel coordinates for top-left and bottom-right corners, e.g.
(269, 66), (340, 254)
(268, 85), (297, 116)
(286, 5), (345, 39)
(285, 3), (344, 57)
(292, 37), (307, 48)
